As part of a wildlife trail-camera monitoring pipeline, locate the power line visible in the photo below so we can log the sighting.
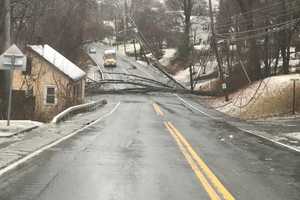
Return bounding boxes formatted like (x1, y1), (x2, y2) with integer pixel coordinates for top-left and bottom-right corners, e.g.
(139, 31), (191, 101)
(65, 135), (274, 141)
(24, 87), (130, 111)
(217, 17), (300, 38)
(217, 18), (300, 43)
(229, 0), (298, 19)
(216, 3), (300, 32)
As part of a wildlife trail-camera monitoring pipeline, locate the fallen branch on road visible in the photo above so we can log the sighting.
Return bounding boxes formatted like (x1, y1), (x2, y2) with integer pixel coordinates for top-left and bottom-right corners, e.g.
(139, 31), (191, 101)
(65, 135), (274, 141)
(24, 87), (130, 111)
(102, 72), (173, 88)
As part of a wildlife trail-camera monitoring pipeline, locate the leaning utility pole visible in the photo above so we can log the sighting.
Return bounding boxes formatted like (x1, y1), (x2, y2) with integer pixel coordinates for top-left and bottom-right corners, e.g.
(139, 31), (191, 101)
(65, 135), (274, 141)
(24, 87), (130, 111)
(208, 0), (228, 101)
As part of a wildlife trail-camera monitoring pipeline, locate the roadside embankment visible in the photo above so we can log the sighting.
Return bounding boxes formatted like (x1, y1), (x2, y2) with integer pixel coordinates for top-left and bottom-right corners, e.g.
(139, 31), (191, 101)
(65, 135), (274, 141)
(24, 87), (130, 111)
(199, 74), (300, 120)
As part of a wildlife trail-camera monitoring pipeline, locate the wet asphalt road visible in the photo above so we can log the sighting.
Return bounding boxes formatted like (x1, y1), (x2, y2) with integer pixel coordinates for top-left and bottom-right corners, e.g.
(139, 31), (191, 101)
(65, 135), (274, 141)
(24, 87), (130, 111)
(0, 94), (299, 200)
(0, 45), (300, 200)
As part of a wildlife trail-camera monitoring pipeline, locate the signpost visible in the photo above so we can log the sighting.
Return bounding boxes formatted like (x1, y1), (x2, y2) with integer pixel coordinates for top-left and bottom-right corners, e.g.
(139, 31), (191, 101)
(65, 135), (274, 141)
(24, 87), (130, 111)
(0, 44), (27, 126)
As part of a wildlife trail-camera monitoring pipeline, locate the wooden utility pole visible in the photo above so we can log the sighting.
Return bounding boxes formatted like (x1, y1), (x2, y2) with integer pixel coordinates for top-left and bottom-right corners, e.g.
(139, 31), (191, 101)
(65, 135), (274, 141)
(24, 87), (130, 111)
(3, 0), (11, 108)
(189, 64), (194, 92)
(114, 16), (119, 50)
(4, 0), (11, 50)
(133, 39), (137, 60)
(208, 0), (223, 81)
(208, 0), (228, 101)
(291, 79), (299, 115)
(123, 0), (128, 55)
(4, 0), (13, 125)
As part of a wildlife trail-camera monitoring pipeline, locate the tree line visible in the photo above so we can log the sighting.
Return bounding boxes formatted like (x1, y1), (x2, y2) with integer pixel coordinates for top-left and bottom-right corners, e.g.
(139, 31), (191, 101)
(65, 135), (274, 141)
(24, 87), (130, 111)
(0, 0), (112, 60)
(217, 0), (300, 86)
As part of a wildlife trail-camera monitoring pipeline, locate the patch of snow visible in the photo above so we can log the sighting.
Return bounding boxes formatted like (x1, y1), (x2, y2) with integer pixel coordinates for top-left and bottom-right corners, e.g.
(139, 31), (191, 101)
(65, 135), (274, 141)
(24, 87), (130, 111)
(28, 45), (86, 81)
(194, 44), (210, 50)
(174, 67), (192, 84)
(103, 20), (115, 29)
(0, 120), (43, 137)
(286, 132), (300, 141)
(159, 49), (176, 66)
(136, 60), (148, 66)
(173, 59), (218, 85)
(269, 58), (300, 69)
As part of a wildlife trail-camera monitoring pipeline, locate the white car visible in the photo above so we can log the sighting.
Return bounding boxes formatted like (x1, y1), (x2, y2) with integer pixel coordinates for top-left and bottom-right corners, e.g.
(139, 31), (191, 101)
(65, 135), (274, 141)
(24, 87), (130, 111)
(89, 47), (97, 54)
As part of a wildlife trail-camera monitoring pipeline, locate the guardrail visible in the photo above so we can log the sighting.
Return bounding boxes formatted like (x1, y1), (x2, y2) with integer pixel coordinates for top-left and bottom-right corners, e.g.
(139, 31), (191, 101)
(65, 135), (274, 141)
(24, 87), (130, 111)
(51, 100), (107, 124)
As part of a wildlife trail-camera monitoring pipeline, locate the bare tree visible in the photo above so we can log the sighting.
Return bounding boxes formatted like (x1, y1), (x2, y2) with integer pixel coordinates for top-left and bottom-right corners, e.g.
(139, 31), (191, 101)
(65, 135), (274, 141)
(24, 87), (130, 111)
(166, 0), (196, 58)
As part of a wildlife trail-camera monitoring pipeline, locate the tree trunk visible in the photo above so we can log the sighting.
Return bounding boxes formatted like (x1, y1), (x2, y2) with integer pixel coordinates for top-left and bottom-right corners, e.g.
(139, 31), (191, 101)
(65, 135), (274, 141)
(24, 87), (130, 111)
(264, 33), (270, 77)
(236, 0), (261, 80)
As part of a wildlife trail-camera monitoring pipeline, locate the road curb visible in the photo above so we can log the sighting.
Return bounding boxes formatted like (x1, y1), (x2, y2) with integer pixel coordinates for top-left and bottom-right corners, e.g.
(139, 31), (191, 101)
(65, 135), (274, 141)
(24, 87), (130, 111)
(238, 128), (300, 153)
(175, 94), (300, 154)
(0, 125), (40, 138)
(0, 102), (120, 179)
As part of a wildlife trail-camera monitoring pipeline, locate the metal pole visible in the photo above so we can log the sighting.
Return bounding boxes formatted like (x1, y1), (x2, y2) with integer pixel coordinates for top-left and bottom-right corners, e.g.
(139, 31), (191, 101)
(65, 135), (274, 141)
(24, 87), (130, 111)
(7, 56), (15, 126)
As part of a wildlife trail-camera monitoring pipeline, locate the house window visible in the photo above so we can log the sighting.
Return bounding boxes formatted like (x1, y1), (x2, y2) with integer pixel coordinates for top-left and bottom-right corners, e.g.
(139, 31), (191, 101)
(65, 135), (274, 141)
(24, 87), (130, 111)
(45, 86), (56, 105)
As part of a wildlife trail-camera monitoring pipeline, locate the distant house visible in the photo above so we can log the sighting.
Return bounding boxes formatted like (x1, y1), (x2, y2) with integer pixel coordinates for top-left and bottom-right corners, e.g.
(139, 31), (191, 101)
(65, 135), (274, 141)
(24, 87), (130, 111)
(12, 44), (86, 122)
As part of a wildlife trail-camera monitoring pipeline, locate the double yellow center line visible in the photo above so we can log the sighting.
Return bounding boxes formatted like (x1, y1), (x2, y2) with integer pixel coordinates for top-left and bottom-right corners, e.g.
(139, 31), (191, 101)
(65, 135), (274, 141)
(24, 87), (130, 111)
(153, 103), (164, 116)
(152, 103), (235, 200)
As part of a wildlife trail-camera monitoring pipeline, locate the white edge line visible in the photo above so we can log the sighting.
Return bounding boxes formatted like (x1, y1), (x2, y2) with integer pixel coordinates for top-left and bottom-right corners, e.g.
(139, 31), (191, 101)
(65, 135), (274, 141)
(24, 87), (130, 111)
(239, 128), (300, 153)
(174, 94), (300, 153)
(174, 94), (216, 119)
(0, 102), (121, 177)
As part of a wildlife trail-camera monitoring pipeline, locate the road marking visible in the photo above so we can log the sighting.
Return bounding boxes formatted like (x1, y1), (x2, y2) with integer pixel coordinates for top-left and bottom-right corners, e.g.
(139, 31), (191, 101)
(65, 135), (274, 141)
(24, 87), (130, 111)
(0, 102), (121, 178)
(165, 122), (221, 200)
(166, 122), (235, 200)
(153, 103), (164, 116)
(174, 94), (217, 119)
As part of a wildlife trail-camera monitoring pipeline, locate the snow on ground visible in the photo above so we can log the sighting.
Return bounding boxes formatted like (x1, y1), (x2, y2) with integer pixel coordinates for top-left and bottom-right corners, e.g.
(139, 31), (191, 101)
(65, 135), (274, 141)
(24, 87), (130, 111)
(103, 21), (115, 29)
(194, 44), (210, 51)
(159, 49), (176, 66)
(269, 58), (300, 69)
(173, 67), (190, 83)
(203, 74), (300, 119)
(0, 121), (43, 137)
(136, 60), (148, 66)
(286, 132), (300, 141)
(173, 59), (217, 85)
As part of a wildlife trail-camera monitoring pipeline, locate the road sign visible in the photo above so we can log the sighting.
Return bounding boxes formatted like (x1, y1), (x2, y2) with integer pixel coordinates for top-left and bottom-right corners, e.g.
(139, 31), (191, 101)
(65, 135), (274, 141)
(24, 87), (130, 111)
(0, 44), (26, 71)
(0, 44), (27, 126)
